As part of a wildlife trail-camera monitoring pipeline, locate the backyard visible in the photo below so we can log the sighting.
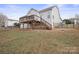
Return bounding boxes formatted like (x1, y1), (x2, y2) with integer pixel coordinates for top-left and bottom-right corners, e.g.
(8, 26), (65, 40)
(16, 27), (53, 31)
(0, 28), (79, 53)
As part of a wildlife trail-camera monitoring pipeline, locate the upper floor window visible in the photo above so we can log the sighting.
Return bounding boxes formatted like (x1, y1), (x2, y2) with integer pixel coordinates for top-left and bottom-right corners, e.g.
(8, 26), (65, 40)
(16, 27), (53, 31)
(47, 14), (50, 19)
(53, 15), (54, 19)
(24, 18), (26, 20)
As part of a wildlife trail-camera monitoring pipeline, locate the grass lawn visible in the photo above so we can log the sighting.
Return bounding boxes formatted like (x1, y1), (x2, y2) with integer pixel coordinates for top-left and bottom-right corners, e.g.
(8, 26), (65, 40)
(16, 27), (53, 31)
(0, 28), (79, 54)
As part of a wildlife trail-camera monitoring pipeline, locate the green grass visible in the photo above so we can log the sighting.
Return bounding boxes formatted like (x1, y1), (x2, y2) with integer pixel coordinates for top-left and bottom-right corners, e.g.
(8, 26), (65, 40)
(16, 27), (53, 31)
(0, 29), (79, 53)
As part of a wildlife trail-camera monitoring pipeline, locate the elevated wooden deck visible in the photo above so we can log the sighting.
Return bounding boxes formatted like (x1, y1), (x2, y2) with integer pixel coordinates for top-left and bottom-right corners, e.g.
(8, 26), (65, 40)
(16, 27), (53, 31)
(19, 15), (52, 30)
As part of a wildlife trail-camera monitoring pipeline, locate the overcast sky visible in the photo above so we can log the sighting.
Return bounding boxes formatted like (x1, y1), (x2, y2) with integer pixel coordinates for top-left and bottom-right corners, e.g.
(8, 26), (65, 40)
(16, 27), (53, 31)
(0, 4), (79, 20)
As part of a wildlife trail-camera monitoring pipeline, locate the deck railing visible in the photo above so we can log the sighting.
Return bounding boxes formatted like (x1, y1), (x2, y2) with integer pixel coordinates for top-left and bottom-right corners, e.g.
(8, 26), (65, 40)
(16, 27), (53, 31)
(19, 15), (52, 29)
(19, 15), (34, 23)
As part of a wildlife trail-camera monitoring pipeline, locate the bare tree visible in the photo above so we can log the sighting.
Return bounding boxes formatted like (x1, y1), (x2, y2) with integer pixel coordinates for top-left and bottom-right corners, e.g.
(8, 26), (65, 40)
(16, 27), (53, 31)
(0, 13), (8, 28)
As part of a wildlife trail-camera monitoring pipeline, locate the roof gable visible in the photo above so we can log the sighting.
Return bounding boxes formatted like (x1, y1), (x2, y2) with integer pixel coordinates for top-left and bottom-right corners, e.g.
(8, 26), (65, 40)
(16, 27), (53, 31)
(27, 8), (39, 16)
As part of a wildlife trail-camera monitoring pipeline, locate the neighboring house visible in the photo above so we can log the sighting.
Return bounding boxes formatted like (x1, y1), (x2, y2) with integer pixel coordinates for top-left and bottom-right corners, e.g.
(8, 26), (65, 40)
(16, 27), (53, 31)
(74, 15), (79, 25)
(19, 6), (62, 30)
(62, 15), (79, 28)
(68, 18), (78, 24)
(69, 18), (79, 28)
(7, 19), (19, 27)
(66, 14), (79, 25)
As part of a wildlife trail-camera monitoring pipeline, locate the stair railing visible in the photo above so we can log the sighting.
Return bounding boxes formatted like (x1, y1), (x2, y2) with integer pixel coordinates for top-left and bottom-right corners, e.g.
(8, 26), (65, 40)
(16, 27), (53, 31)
(33, 15), (52, 28)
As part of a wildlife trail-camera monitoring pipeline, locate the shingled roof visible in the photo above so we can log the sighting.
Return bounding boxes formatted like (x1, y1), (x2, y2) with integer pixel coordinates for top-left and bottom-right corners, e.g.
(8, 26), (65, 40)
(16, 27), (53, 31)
(39, 6), (56, 12)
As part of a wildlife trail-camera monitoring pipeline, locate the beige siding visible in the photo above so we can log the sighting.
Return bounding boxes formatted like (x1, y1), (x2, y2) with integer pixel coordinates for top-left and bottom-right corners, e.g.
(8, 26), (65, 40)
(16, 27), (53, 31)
(40, 10), (52, 25)
(40, 7), (61, 28)
(52, 7), (62, 27)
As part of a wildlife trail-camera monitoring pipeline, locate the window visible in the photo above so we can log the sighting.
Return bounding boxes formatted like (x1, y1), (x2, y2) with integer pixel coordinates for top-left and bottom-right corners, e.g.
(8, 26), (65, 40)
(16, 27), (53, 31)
(47, 14), (50, 19)
(53, 15), (54, 19)
(24, 18), (26, 20)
